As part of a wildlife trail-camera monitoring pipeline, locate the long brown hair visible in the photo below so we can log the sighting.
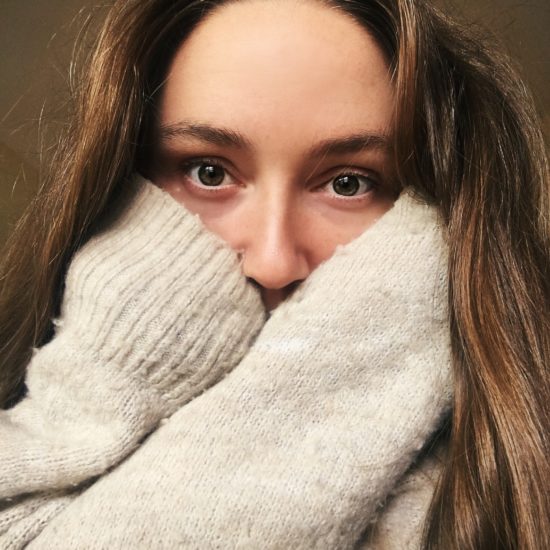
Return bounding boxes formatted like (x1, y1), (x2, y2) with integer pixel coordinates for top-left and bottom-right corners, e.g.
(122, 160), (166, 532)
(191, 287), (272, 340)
(1, 0), (548, 547)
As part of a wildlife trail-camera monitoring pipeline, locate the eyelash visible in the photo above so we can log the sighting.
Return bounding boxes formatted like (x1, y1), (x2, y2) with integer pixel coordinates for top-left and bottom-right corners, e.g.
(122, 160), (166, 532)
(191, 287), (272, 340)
(179, 157), (380, 198)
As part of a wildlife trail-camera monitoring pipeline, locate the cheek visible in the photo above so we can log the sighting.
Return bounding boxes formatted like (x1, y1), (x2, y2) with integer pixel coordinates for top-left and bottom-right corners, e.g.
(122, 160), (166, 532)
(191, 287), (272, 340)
(304, 196), (395, 266)
(154, 178), (243, 247)
(304, 225), (362, 268)
(197, 209), (248, 251)
(154, 177), (395, 271)
(155, 179), (187, 206)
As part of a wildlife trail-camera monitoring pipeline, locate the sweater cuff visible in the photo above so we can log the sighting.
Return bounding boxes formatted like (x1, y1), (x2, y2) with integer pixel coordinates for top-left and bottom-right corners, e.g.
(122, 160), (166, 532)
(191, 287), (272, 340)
(50, 174), (266, 412)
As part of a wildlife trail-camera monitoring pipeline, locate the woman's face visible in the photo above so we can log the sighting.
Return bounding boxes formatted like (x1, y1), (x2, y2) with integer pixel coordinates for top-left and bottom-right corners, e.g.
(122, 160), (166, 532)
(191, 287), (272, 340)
(149, 0), (396, 310)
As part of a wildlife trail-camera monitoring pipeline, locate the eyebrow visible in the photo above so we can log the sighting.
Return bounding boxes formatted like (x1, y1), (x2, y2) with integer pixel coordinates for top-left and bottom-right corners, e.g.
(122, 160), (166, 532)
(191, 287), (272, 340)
(159, 122), (252, 149)
(158, 121), (391, 157)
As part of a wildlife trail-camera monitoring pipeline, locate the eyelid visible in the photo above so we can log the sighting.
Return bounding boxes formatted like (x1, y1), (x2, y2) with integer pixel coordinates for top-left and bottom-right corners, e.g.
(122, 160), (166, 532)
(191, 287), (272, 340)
(315, 163), (380, 181)
(315, 166), (380, 189)
(180, 156), (229, 172)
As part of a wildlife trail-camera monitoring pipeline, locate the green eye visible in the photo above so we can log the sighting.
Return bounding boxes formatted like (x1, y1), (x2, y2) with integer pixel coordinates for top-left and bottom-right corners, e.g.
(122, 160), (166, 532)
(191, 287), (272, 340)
(197, 163), (225, 186)
(332, 174), (375, 196)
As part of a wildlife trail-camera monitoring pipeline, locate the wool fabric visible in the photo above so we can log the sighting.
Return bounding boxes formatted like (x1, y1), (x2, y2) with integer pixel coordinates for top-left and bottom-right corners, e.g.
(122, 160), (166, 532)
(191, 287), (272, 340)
(1, 178), (453, 549)
(0, 176), (266, 544)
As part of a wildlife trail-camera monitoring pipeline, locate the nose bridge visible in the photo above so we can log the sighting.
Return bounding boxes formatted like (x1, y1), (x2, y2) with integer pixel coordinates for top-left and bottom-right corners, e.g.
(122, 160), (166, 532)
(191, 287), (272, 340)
(241, 178), (309, 289)
(256, 185), (295, 252)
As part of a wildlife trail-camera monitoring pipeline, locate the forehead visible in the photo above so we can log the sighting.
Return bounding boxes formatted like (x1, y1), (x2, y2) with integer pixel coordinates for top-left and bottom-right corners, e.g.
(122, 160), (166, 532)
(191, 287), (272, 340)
(159, 0), (394, 144)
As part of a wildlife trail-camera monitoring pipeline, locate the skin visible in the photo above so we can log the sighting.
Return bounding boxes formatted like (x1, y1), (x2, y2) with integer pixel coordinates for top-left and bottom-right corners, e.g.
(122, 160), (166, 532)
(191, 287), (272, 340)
(149, 0), (397, 310)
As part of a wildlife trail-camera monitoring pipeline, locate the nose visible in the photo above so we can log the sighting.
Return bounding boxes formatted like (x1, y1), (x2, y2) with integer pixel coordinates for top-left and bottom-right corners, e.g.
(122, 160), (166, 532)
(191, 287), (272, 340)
(238, 196), (311, 299)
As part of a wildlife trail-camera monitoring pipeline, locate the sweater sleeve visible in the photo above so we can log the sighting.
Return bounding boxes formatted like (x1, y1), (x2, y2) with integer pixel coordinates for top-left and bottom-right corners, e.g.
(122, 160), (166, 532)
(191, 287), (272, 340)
(356, 439), (447, 549)
(24, 187), (453, 550)
(0, 176), (265, 524)
(0, 490), (79, 549)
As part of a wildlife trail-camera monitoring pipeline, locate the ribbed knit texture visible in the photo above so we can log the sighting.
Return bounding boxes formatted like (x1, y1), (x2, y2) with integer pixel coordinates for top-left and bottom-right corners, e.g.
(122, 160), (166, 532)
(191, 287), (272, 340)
(0, 492), (75, 550)
(0, 176), (266, 504)
(19, 186), (452, 549)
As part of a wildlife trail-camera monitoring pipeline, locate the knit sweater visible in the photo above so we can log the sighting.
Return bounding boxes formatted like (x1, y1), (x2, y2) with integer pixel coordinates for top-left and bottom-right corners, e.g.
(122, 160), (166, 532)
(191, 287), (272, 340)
(0, 176), (452, 549)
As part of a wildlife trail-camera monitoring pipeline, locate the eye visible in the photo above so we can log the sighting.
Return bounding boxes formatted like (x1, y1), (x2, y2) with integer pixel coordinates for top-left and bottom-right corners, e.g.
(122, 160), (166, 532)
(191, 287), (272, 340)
(329, 173), (377, 197)
(182, 160), (232, 188)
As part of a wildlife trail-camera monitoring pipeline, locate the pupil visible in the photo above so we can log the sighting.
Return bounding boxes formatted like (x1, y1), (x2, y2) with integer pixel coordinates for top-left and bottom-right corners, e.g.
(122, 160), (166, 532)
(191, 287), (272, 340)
(333, 175), (360, 196)
(198, 164), (224, 186)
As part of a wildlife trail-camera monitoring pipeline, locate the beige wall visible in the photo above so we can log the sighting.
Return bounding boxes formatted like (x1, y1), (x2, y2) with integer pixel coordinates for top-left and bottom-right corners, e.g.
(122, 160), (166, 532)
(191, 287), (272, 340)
(0, 142), (37, 242)
(437, 0), (550, 137)
(1, 1), (549, 244)
(0, 0), (100, 243)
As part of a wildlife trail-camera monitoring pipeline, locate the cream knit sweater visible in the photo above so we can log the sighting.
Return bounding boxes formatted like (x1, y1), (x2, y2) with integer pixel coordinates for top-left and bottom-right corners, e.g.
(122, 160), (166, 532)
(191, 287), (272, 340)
(0, 177), (452, 549)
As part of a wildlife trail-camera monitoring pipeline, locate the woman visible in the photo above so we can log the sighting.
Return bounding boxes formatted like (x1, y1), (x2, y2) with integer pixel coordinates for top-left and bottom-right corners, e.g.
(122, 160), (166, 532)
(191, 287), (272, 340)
(0, 0), (548, 548)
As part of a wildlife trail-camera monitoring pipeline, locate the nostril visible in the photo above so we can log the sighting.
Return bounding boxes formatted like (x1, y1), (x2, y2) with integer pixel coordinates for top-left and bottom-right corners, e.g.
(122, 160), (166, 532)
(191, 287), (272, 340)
(247, 278), (262, 291)
(286, 280), (303, 295)
(248, 279), (305, 311)
(246, 278), (302, 293)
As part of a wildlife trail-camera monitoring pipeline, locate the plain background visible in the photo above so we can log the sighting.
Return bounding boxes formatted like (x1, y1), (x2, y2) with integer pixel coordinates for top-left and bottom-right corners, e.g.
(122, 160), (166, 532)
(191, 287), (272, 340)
(1, 0), (549, 244)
